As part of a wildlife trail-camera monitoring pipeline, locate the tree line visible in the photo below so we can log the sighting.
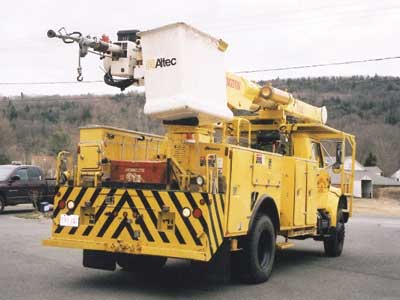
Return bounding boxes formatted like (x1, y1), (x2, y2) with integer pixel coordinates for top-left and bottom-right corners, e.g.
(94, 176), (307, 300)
(1, 75), (399, 175)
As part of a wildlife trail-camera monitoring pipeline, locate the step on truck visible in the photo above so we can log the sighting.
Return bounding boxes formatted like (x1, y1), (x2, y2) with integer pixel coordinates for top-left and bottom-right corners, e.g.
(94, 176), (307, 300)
(44, 23), (356, 283)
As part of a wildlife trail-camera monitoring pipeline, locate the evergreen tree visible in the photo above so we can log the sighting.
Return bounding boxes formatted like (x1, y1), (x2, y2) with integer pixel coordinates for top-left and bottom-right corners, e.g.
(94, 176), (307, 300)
(364, 152), (377, 167)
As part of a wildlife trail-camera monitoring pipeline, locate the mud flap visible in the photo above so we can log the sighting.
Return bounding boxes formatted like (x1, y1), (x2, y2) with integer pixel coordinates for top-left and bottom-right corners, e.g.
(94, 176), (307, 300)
(83, 250), (116, 271)
(192, 240), (231, 283)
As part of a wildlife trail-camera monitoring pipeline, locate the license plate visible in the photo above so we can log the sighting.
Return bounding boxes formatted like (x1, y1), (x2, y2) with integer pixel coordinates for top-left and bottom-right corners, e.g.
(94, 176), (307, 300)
(60, 214), (79, 227)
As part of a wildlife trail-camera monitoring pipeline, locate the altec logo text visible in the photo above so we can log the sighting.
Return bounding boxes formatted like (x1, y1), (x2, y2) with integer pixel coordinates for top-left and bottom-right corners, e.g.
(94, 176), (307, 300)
(146, 57), (177, 69)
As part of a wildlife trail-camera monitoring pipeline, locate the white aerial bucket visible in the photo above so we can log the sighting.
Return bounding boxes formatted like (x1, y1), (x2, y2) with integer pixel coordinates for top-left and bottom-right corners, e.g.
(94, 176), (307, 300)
(138, 23), (233, 124)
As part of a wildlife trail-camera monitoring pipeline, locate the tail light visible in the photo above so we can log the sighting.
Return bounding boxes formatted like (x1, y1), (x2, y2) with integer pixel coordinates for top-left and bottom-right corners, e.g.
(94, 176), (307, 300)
(58, 200), (66, 209)
(182, 207), (191, 218)
(66, 200), (75, 210)
(193, 208), (203, 219)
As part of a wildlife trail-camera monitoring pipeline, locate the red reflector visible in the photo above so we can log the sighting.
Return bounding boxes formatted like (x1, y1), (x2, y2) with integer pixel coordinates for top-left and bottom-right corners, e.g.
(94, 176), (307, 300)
(193, 208), (203, 219)
(58, 200), (66, 209)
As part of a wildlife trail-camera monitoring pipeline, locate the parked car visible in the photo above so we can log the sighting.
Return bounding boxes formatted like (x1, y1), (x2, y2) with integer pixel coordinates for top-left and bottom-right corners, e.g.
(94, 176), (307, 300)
(0, 164), (56, 213)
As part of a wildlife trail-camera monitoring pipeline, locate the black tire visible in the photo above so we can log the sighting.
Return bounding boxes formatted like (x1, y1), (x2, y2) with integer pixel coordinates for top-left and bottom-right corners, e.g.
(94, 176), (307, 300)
(0, 195), (5, 214)
(324, 209), (345, 257)
(117, 253), (167, 273)
(240, 214), (276, 284)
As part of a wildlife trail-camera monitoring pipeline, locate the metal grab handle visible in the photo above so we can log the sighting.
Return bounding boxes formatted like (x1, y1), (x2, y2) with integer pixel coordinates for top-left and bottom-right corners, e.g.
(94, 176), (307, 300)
(236, 118), (252, 147)
(206, 154), (218, 194)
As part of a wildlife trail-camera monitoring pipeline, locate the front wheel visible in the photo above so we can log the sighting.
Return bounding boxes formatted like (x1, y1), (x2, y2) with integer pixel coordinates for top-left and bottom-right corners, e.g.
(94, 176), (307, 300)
(324, 209), (345, 257)
(240, 214), (276, 284)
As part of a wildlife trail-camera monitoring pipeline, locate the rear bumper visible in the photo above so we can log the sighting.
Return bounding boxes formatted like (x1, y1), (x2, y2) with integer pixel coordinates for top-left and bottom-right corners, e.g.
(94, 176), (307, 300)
(48, 186), (226, 262)
(43, 236), (208, 261)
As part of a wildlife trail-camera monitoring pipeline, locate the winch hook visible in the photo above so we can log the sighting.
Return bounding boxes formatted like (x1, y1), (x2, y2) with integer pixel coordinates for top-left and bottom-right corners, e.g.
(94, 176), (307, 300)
(77, 67), (83, 81)
(76, 47), (83, 82)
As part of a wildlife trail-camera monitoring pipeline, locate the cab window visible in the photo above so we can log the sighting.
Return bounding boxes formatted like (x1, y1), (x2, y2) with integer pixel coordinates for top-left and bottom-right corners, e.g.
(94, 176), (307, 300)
(28, 167), (42, 180)
(311, 142), (324, 168)
(15, 168), (29, 181)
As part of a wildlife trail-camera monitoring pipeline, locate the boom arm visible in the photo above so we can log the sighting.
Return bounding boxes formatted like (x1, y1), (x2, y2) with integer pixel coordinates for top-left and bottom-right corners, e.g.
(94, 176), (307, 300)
(226, 72), (328, 124)
(47, 26), (327, 124)
(47, 29), (123, 57)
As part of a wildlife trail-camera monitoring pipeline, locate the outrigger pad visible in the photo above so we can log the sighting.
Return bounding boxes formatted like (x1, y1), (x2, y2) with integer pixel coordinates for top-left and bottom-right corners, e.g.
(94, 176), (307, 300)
(83, 250), (116, 271)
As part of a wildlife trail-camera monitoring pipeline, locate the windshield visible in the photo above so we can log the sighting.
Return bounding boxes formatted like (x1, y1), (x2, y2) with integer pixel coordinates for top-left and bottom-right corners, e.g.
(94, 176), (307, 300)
(0, 166), (15, 181)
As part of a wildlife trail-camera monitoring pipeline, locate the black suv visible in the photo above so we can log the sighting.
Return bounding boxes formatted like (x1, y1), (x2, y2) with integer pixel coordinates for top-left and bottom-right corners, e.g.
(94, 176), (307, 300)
(0, 164), (56, 213)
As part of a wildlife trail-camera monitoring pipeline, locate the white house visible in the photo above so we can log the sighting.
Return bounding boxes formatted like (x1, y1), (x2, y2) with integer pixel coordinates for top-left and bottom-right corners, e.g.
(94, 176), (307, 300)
(327, 157), (400, 198)
(391, 169), (400, 182)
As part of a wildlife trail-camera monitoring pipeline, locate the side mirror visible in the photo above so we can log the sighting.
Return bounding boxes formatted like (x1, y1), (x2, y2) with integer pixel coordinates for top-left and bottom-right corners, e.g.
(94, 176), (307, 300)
(10, 175), (21, 181)
(332, 142), (342, 173)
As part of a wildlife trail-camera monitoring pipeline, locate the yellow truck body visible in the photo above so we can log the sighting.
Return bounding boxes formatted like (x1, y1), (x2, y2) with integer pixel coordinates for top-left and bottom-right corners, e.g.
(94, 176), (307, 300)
(45, 121), (355, 264)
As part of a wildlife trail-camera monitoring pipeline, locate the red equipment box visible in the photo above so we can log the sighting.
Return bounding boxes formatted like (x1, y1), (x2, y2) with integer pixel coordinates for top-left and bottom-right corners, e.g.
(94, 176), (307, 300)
(110, 160), (167, 184)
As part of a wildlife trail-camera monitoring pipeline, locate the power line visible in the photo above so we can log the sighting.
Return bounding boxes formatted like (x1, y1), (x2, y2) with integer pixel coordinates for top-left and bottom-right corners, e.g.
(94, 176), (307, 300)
(0, 55), (399, 86)
(203, 5), (400, 34)
(0, 80), (103, 86)
(236, 55), (400, 74)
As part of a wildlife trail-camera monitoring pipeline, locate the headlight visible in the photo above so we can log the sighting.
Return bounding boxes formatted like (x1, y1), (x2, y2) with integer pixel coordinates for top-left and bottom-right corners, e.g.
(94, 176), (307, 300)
(67, 201), (75, 210)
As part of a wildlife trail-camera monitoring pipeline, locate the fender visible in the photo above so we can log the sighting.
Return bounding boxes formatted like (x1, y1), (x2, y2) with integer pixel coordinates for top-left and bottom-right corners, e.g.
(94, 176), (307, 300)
(326, 192), (348, 225)
(248, 194), (280, 234)
(339, 195), (349, 223)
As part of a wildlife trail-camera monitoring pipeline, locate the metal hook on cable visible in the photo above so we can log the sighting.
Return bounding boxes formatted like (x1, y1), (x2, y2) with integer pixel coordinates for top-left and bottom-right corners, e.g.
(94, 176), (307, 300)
(77, 48), (83, 81)
(77, 68), (83, 81)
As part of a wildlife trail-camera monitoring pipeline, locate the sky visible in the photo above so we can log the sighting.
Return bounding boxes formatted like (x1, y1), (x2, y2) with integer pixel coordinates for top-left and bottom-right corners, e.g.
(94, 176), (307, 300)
(0, 0), (400, 96)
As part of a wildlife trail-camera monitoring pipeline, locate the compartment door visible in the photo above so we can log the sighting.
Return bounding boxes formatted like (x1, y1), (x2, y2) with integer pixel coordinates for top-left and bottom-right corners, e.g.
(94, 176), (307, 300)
(227, 149), (253, 235)
(80, 145), (100, 169)
(306, 162), (318, 225)
(294, 160), (306, 226)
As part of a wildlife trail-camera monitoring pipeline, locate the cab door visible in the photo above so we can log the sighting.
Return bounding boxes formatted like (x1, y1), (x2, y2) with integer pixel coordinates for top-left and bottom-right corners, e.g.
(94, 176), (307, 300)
(27, 167), (44, 205)
(8, 168), (29, 204)
(306, 141), (324, 225)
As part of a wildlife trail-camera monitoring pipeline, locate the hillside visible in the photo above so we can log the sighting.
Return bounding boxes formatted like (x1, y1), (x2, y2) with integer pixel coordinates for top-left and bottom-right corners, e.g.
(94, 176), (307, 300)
(1, 75), (399, 175)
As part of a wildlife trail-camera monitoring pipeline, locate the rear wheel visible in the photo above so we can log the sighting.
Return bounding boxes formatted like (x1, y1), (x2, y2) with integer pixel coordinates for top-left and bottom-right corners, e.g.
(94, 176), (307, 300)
(239, 214), (276, 284)
(117, 253), (167, 273)
(324, 209), (345, 257)
(0, 196), (5, 213)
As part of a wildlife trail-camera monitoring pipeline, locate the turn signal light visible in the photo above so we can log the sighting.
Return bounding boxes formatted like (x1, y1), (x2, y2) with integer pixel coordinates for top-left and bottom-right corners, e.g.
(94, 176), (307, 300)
(193, 208), (203, 219)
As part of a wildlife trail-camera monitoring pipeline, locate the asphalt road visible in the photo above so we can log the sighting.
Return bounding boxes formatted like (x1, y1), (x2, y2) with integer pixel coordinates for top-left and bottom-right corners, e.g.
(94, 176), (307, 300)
(0, 205), (399, 300)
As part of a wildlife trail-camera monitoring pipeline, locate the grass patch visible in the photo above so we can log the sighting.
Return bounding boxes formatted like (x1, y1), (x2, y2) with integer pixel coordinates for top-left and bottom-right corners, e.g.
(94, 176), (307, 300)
(14, 211), (52, 220)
